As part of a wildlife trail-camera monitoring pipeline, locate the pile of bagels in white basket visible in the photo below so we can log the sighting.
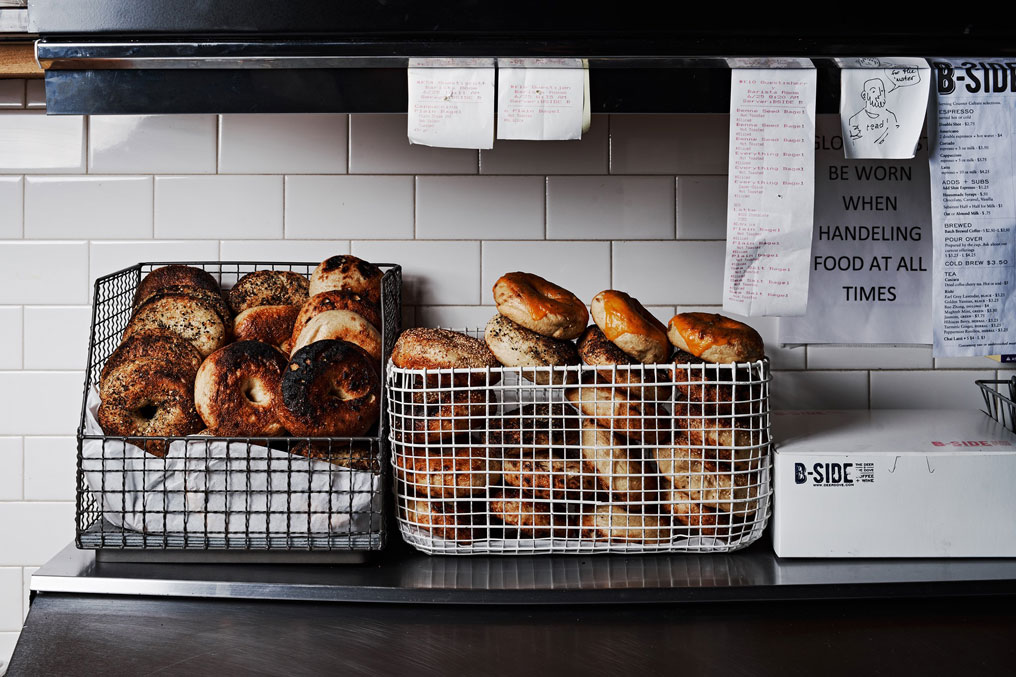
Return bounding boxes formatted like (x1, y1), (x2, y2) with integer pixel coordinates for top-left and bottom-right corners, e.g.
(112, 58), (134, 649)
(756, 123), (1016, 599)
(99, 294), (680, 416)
(96, 255), (385, 466)
(390, 271), (767, 544)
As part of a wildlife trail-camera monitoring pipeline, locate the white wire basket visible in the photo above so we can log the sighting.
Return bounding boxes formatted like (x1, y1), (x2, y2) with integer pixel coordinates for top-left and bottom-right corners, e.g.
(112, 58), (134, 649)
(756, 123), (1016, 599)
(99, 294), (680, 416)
(386, 328), (772, 555)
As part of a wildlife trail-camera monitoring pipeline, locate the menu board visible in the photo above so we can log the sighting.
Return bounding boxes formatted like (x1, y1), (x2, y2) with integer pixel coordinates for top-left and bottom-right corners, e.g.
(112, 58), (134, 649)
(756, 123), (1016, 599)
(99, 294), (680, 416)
(780, 115), (932, 344)
(928, 59), (1016, 357)
(723, 63), (817, 316)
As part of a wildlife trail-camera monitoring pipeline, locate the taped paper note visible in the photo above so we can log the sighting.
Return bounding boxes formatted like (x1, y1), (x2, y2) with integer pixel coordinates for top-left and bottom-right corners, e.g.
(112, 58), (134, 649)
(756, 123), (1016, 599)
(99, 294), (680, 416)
(928, 58), (1016, 357)
(497, 58), (584, 140)
(838, 57), (930, 159)
(780, 115), (932, 344)
(723, 62), (817, 317)
(408, 58), (495, 149)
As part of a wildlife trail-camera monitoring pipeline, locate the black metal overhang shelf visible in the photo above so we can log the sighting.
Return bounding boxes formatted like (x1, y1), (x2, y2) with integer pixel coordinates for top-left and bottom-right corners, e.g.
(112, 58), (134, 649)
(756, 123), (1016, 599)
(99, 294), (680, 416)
(26, 1), (1016, 115)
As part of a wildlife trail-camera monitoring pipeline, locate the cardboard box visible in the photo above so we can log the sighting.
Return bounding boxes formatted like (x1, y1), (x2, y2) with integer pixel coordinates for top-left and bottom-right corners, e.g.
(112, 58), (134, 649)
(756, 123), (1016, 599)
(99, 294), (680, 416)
(773, 409), (1016, 558)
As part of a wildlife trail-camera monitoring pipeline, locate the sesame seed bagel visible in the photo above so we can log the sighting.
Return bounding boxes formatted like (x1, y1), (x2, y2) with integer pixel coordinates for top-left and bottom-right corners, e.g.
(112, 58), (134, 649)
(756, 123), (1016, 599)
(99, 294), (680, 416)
(227, 270), (310, 315)
(391, 328), (500, 387)
(395, 446), (501, 498)
(580, 505), (669, 544)
(97, 358), (203, 457)
(667, 312), (764, 364)
(291, 290), (381, 347)
(289, 308), (382, 363)
(590, 290), (669, 363)
(232, 305), (300, 352)
(277, 339), (381, 437)
(577, 326), (671, 401)
(100, 330), (203, 394)
(133, 265), (220, 310)
(194, 340), (288, 436)
(123, 293), (228, 357)
(484, 314), (579, 386)
(309, 255), (384, 306)
(492, 271), (588, 340)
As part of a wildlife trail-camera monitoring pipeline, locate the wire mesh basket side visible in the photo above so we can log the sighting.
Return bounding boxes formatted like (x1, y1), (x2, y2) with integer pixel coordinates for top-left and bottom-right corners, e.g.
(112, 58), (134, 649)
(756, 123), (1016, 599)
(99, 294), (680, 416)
(978, 375), (1016, 434)
(385, 329), (773, 556)
(76, 261), (400, 552)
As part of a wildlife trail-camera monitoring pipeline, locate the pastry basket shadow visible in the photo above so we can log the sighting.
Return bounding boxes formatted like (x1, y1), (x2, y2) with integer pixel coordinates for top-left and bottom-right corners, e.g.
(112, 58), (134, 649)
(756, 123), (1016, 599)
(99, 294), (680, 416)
(386, 330), (772, 556)
(75, 261), (401, 558)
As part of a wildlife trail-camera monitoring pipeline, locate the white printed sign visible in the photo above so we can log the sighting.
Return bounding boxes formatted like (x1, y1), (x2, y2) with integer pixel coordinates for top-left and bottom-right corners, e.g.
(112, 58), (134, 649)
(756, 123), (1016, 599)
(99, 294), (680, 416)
(838, 57), (930, 159)
(497, 58), (584, 141)
(780, 115), (932, 344)
(407, 58), (495, 149)
(724, 65), (817, 317)
(928, 58), (1016, 357)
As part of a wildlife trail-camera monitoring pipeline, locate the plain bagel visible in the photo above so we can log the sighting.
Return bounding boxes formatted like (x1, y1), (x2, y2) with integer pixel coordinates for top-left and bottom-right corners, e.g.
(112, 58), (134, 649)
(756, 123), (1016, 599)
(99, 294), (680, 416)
(289, 308), (383, 362)
(492, 272), (588, 340)
(291, 290), (381, 347)
(233, 305), (300, 352)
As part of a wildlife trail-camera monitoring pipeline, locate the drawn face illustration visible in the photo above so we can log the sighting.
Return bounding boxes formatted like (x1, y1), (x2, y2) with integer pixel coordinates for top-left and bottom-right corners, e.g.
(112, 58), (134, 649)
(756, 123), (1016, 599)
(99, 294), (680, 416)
(862, 79), (886, 110)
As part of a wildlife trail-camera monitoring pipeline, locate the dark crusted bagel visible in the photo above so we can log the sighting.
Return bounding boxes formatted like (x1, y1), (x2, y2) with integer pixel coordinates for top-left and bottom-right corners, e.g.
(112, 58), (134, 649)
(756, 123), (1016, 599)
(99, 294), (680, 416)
(309, 255), (384, 306)
(392, 328), (500, 387)
(227, 270), (310, 315)
(233, 305), (300, 351)
(577, 324), (632, 366)
(277, 339), (381, 437)
(133, 265), (220, 310)
(97, 358), (203, 457)
(578, 325), (671, 401)
(194, 340), (288, 436)
(136, 284), (232, 327)
(100, 330), (203, 393)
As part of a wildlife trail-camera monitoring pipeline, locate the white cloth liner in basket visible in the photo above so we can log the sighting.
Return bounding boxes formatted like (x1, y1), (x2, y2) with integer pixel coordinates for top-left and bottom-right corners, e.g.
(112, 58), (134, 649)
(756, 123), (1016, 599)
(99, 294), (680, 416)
(82, 388), (381, 536)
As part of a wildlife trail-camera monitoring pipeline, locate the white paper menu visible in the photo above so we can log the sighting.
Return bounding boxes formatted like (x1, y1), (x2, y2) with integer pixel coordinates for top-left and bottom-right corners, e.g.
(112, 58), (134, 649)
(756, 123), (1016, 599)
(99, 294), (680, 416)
(928, 58), (1016, 357)
(838, 57), (930, 160)
(407, 58), (495, 149)
(497, 58), (584, 141)
(723, 60), (817, 317)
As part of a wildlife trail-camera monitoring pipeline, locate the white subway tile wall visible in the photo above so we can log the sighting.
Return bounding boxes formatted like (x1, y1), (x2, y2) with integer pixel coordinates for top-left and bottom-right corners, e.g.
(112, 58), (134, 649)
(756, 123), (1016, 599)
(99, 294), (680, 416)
(0, 103), (1004, 652)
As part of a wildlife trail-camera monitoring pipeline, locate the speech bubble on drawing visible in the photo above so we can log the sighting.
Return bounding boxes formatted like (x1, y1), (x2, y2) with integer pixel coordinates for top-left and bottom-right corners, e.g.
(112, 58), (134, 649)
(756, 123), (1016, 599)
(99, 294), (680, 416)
(884, 66), (921, 91)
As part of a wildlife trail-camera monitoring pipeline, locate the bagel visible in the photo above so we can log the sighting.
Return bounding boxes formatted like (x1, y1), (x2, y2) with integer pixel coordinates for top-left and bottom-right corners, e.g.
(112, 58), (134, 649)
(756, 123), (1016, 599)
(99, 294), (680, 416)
(484, 314), (579, 386)
(490, 489), (560, 538)
(564, 379), (671, 446)
(136, 285), (232, 328)
(289, 309), (382, 362)
(399, 496), (475, 543)
(590, 290), (669, 363)
(233, 305), (300, 352)
(653, 444), (760, 514)
(194, 340), (288, 436)
(667, 312), (764, 364)
(671, 350), (763, 416)
(123, 293), (228, 357)
(661, 489), (739, 538)
(577, 326), (671, 401)
(404, 390), (490, 443)
(580, 504), (669, 544)
(291, 290), (381, 346)
(227, 270), (310, 315)
(502, 450), (600, 501)
(100, 330), (203, 393)
(309, 255), (384, 306)
(486, 402), (580, 452)
(290, 440), (380, 473)
(492, 271), (588, 340)
(392, 328), (500, 387)
(578, 420), (656, 506)
(277, 340), (381, 437)
(395, 446), (501, 498)
(133, 265), (220, 310)
(671, 402), (767, 464)
(97, 358), (203, 456)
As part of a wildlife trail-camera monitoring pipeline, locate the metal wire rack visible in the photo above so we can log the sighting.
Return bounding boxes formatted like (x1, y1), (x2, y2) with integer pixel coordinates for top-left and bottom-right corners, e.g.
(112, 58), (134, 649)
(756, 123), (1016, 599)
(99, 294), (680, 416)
(978, 375), (1016, 434)
(386, 329), (772, 555)
(76, 261), (401, 553)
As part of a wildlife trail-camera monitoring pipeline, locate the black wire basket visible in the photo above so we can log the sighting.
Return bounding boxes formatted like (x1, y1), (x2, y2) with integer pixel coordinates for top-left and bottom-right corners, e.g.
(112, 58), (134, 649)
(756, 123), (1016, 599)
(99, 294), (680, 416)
(75, 261), (401, 555)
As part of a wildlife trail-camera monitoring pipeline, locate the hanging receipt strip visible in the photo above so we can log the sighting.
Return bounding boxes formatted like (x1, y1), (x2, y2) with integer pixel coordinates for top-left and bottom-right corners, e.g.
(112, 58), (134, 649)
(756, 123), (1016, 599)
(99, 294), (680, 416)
(928, 58), (1016, 357)
(407, 58), (495, 149)
(496, 58), (585, 141)
(723, 58), (817, 317)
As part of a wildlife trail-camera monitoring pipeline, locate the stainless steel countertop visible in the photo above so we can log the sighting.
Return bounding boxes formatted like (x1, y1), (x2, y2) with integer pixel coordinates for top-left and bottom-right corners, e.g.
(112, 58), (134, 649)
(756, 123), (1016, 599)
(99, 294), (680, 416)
(30, 538), (1016, 605)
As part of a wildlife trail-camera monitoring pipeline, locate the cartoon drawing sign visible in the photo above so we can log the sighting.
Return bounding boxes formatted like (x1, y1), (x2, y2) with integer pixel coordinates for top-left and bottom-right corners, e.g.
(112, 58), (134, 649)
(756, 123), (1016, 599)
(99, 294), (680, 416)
(838, 57), (930, 160)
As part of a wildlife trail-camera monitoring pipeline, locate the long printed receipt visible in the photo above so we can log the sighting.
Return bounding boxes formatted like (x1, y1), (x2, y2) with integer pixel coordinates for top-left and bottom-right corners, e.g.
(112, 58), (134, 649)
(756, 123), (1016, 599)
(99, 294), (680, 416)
(838, 57), (930, 160)
(723, 60), (817, 317)
(496, 58), (585, 141)
(928, 58), (1016, 357)
(407, 58), (495, 149)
